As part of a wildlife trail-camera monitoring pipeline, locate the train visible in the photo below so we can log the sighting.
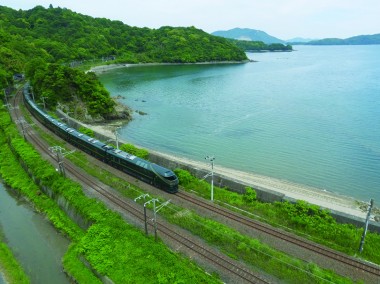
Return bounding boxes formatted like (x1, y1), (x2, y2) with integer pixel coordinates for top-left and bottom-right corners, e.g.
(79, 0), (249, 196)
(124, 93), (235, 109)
(23, 84), (179, 193)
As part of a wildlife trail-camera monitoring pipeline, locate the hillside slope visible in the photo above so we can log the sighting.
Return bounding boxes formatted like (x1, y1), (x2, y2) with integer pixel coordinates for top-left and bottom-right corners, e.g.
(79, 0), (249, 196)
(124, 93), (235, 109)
(306, 33), (380, 45)
(0, 5), (247, 89)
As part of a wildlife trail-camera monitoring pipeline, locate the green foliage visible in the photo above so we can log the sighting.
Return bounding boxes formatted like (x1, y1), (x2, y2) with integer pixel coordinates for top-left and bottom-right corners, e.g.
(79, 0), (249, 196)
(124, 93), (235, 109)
(0, 242), (29, 284)
(175, 168), (380, 265)
(1, 5), (247, 119)
(0, 5), (247, 65)
(0, 5), (248, 119)
(62, 244), (102, 284)
(243, 187), (257, 203)
(174, 168), (194, 186)
(229, 39), (293, 52)
(27, 63), (115, 118)
(0, 110), (219, 283)
(120, 143), (149, 159)
(78, 126), (94, 137)
(159, 197), (353, 283)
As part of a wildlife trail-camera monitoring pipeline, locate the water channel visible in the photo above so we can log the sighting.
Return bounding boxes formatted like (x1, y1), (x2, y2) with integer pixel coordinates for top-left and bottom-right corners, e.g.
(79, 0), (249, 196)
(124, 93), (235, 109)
(0, 182), (70, 284)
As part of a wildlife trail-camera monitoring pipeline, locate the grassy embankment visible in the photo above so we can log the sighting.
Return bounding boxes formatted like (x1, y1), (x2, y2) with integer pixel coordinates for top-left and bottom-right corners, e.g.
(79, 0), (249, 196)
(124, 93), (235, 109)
(19, 106), (368, 283)
(0, 108), (220, 283)
(0, 241), (29, 284)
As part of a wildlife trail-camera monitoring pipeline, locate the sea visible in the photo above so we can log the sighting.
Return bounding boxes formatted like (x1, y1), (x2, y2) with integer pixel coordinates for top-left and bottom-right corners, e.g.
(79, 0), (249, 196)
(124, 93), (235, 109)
(98, 45), (380, 202)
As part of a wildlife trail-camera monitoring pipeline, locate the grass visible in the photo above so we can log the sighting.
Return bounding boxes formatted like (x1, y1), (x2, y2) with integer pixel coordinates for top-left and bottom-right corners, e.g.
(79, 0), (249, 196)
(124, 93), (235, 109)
(0, 241), (29, 284)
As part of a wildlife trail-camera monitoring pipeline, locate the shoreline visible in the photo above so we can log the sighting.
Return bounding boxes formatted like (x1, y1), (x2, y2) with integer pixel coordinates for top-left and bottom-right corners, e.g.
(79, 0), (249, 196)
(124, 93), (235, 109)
(84, 122), (378, 222)
(89, 60), (251, 74)
(85, 62), (379, 222)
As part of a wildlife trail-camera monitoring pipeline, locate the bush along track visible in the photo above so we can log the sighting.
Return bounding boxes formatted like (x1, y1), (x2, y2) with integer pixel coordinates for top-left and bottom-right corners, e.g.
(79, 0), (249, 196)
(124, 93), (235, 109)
(30, 119), (359, 283)
(14, 107), (372, 282)
(64, 148), (358, 283)
(175, 169), (380, 265)
(0, 109), (220, 283)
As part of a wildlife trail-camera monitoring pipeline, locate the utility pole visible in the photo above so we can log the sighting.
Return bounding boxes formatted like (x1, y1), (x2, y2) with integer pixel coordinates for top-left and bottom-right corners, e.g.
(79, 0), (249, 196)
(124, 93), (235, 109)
(63, 111), (73, 127)
(114, 126), (121, 150)
(153, 199), (171, 242)
(204, 155), (215, 201)
(359, 198), (374, 253)
(135, 196), (170, 241)
(15, 119), (27, 140)
(41, 96), (47, 110)
(49, 146), (75, 177)
(134, 194), (150, 235)
(30, 86), (35, 101)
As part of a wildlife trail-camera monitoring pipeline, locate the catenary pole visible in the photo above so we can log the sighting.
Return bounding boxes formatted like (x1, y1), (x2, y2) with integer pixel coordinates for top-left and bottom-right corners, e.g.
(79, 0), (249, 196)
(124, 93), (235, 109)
(359, 198), (374, 253)
(205, 155), (215, 201)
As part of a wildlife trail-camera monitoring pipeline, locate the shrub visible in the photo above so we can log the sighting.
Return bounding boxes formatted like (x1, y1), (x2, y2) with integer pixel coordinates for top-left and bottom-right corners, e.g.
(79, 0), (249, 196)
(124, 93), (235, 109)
(78, 126), (94, 137)
(120, 143), (149, 159)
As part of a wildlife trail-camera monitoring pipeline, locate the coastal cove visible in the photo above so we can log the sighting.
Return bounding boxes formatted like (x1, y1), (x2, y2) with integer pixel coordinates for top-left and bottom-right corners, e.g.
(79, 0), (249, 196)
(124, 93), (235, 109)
(97, 45), (380, 204)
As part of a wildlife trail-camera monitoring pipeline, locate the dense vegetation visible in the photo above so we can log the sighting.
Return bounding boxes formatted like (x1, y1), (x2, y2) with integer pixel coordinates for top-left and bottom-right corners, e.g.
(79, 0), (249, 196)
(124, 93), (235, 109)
(229, 39), (293, 52)
(0, 4), (247, 119)
(26, 62), (116, 120)
(0, 5), (247, 92)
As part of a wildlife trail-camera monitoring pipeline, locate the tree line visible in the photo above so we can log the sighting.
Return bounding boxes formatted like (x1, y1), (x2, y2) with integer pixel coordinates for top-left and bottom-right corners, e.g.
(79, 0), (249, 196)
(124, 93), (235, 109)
(0, 5), (248, 103)
(0, 5), (249, 118)
(229, 39), (293, 51)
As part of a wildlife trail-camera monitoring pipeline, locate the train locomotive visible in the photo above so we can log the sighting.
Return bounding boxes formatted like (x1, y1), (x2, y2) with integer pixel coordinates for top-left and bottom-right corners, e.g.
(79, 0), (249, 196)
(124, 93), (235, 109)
(23, 84), (179, 193)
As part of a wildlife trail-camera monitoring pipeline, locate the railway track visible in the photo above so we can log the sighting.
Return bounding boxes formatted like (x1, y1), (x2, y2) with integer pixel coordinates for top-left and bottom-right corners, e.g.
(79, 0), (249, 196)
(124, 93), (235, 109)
(176, 187), (380, 278)
(10, 88), (270, 283)
(10, 87), (380, 282)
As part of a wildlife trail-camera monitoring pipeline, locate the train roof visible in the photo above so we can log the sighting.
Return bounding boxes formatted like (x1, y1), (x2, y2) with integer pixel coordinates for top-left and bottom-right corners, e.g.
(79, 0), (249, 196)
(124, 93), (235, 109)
(151, 163), (176, 177)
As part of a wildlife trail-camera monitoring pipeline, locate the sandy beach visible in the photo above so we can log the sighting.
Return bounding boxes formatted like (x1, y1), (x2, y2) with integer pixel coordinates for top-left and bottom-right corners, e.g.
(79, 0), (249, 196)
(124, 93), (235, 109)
(89, 61), (251, 74)
(85, 63), (379, 223)
(83, 121), (378, 222)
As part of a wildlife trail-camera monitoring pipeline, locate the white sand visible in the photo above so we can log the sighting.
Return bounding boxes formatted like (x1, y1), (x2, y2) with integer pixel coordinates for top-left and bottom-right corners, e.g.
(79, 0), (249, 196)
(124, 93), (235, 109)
(151, 150), (373, 219)
(84, 121), (377, 221)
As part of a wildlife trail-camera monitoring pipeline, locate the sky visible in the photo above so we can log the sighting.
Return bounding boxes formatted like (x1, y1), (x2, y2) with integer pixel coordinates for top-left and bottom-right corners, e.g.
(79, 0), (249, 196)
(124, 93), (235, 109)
(2, 0), (380, 40)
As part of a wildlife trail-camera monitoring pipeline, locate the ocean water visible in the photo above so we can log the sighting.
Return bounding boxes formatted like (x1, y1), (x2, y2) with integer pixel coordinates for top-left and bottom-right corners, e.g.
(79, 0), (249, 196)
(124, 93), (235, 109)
(99, 45), (380, 202)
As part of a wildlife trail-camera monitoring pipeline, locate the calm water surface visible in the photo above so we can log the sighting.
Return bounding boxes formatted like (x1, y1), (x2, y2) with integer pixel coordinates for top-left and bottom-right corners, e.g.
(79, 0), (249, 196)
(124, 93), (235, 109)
(0, 183), (70, 284)
(99, 45), (380, 202)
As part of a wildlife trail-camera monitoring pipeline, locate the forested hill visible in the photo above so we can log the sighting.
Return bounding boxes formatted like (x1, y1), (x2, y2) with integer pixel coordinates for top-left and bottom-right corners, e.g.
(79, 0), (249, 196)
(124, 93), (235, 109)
(0, 5), (247, 88)
(305, 33), (380, 45)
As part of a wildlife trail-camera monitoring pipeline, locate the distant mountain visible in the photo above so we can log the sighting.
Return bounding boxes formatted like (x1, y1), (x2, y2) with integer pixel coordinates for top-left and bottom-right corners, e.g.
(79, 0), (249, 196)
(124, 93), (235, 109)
(286, 37), (318, 43)
(212, 28), (285, 44)
(306, 33), (380, 45)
